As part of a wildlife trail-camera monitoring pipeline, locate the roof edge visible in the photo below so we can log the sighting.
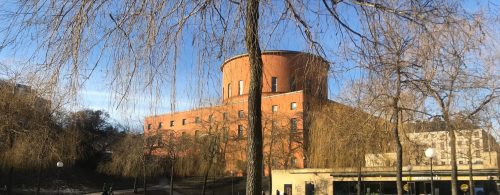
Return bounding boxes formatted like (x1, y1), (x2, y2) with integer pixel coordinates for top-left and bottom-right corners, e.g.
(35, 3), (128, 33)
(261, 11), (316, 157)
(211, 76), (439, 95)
(220, 50), (327, 71)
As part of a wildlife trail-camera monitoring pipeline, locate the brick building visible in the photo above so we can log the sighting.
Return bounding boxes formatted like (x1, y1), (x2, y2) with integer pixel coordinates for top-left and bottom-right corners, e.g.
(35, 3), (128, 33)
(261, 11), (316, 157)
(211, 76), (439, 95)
(144, 50), (329, 174)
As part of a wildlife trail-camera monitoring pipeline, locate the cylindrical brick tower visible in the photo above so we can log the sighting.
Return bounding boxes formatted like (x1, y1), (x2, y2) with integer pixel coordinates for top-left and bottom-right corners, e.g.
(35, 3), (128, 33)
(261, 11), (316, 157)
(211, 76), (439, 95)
(221, 50), (329, 103)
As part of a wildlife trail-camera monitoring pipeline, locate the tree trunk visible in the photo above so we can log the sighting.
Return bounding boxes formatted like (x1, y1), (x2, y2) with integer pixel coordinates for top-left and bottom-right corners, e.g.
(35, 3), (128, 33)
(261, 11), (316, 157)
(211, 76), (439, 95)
(170, 161), (174, 195)
(202, 161), (213, 195)
(143, 162), (147, 195)
(245, 0), (264, 195)
(133, 176), (138, 194)
(36, 166), (42, 195)
(393, 68), (403, 195)
(6, 166), (13, 195)
(268, 138), (274, 195)
(357, 163), (362, 195)
(468, 134), (474, 195)
(445, 125), (458, 195)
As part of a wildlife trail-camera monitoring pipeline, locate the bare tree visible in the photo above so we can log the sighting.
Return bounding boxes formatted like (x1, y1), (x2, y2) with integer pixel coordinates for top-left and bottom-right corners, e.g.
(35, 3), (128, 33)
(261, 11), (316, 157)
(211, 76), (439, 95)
(416, 17), (499, 193)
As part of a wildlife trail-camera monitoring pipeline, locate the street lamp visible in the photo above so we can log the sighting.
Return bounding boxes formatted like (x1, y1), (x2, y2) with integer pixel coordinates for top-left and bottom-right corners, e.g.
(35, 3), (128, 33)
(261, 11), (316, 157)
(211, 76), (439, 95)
(425, 148), (436, 195)
(56, 161), (63, 195)
(230, 170), (234, 195)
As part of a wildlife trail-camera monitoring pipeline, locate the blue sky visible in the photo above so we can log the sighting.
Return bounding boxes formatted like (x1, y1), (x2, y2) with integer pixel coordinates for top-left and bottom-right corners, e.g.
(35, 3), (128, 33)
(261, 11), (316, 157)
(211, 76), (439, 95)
(0, 1), (497, 131)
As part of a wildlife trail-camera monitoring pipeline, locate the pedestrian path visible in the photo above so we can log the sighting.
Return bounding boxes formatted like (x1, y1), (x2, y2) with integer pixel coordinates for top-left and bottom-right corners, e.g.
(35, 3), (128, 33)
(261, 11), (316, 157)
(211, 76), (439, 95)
(85, 177), (183, 195)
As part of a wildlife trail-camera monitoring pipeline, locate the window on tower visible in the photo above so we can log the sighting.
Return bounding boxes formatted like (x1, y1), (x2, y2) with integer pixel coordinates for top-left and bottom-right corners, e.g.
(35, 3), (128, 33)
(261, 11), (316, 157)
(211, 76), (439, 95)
(272, 77), (277, 92)
(239, 80), (244, 95)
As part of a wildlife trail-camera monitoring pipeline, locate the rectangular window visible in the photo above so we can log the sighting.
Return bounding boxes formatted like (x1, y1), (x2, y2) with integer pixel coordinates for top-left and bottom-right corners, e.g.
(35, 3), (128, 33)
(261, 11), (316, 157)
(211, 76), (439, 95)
(239, 80), (244, 95)
(238, 125), (244, 139)
(272, 77), (277, 92)
(475, 150), (481, 158)
(223, 112), (228, 120)
(182, 119), (186, 125)
(238, 110), (244, 119)
(475, 140), (480, 147)
(208, 114), (213, 121)
(290, 102), (297, 110)
(158, 122), (163, 129)
(291, 118), (297, 133)
(170, 120), (174, 127)
(195, 117), (201, 123)
(147, 124), (152, 130)
(227, 83), (232, 98)
(272, 105), (278, 113)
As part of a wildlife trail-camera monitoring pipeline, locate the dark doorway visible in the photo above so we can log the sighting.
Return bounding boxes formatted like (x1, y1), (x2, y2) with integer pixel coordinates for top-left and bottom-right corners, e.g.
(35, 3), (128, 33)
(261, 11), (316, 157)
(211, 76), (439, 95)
(284, 184), (292, 195)
(305, 182), (315, 195)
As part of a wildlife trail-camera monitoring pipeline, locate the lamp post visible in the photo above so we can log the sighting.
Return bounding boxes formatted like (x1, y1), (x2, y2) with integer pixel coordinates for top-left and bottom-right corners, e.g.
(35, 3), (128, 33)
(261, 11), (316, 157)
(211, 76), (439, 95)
(425, 148), (436, 195)
(56, 161), (64, 195)
(406, 165), (413, 195)
(231, 170), (234, 195)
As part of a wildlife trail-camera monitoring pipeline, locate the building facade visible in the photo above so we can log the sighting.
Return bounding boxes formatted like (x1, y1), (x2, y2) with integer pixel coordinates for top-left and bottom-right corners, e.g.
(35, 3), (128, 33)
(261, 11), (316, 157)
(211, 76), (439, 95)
(144, 50), (329, 174)
(272, 129), (500, 195)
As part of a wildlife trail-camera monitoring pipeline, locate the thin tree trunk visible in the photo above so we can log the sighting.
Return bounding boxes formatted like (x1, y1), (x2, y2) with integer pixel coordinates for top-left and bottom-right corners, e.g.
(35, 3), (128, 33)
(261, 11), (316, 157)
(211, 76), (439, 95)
(35, 166), (42, 195)
(468, 134), (474, 195)
(268, 137), (274, 195)
(133, 176), (138, 194)
(393, 67), (403, 195)
(170, 161), (174, 195)
(446, 115), (458, 195)
(357, 163), (362, 195)
(245, 0), (264, 195)
(6, 166), (13, 195)
(6, 133), (14, 195)
(143, 161), (147, 195)
(202, 161), (213, 195)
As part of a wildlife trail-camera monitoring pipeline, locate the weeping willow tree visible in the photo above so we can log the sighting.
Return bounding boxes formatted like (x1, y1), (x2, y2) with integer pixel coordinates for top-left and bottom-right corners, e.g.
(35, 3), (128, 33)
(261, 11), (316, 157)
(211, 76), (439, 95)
(98, 132), (163, 194)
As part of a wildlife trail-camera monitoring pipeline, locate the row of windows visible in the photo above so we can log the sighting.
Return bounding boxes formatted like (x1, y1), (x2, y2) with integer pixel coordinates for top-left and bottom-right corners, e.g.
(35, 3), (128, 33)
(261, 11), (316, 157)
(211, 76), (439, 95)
(225, 76), (299, 99)
(147, 102), (298, 130)
(423, 131), (482, 139)
(165, 118), (298, 141)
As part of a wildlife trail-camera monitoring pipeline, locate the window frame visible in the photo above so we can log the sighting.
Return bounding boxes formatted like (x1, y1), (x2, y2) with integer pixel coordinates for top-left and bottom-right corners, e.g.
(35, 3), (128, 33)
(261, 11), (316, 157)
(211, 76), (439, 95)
(271, 77), (277, 92)
(290, 102), (297, 110)
(238, 80), (244, 95)
(272, 105), (278, 113)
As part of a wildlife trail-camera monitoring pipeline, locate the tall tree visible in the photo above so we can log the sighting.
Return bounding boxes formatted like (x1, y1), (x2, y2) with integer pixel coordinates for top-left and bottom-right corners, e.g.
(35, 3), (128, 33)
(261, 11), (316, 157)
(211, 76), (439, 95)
(245, 0), (264, 194)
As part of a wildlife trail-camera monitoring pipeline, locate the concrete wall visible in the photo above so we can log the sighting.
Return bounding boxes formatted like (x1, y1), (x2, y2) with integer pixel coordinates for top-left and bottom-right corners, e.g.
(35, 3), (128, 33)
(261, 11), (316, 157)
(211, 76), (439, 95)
(272, 169), (334, 195)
